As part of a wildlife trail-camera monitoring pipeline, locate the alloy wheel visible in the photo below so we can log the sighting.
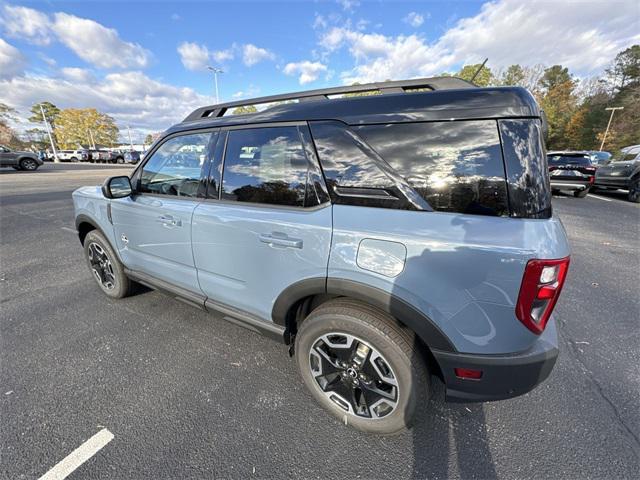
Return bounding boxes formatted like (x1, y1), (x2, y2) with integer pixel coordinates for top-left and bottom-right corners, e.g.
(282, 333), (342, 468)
(87, 242), (116, 290)
(308, 333), (399, 419)
(21, 159), (38, 170)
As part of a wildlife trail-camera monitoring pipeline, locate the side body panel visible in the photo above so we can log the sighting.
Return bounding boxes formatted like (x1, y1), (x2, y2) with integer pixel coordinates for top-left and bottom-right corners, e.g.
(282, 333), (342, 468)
(328, 205), (570, 355)
(192, 202), (332, 323)
(110, 195), (201, 293)
(72, 186), (119, 254)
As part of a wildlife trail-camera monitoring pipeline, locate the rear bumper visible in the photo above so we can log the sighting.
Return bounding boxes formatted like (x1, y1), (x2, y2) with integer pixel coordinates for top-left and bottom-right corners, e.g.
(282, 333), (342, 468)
(432, 319), (559, 402)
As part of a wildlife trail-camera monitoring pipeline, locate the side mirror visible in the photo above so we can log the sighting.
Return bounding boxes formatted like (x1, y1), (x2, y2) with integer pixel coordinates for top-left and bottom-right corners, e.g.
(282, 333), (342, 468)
(102, 176), (132, 199)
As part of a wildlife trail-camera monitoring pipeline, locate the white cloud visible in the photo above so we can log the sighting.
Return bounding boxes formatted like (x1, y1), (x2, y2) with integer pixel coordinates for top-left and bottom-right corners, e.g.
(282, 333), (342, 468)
(403, 12), (424, 28)
(177, 42), (210, 71)
(232, 85), (260, 99)
(242, 44), (275, 66)
(0, 38), (26, 79)
(337, 0), (360, 12)
(0, 71), (209, 133)
(171, 13), (181, 21)
(51, 13), (151, 69)
(283, 61), (328, 85)
(313, 13), (327, 30)
(61, 67), (94, 83)
(1, 5), (52, 45)
(321, 0), (639, 84)
(177, 42), (234, 70)
(212, 48), (234, 63)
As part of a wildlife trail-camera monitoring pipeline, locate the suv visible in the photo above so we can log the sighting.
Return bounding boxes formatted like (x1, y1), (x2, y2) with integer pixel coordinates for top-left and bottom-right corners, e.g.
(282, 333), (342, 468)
(547, 151), (596, 197)
(73, 78), (570, 434)
(0, 145), (43, 170)
(57, 149), (87, 162)
(594, 145), (640, 202)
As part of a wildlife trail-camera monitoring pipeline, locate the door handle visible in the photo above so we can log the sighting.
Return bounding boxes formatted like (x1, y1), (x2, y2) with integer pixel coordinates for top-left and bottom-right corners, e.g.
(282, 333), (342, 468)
(259, 233), (303, 249)
(157, 215), (182, 227)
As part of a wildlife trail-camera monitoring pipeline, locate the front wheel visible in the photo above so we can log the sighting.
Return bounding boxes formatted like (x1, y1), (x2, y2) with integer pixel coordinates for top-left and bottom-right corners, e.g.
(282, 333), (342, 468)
(19, 158), (39, 171)
(628, 179), (640, 203)
(83, 230), (134, 299)
(295, 299), (429, 435)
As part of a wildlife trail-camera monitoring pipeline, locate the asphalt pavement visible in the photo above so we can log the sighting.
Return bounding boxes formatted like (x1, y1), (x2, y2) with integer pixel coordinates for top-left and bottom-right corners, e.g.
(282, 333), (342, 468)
(1, 164), (639, 479)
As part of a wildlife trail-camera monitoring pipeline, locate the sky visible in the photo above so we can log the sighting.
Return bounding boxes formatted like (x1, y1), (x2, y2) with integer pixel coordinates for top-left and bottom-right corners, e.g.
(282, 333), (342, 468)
(1, 0), (638, 142)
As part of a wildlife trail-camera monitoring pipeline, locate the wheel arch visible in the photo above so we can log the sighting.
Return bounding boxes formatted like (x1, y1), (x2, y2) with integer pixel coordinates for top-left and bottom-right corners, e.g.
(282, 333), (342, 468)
(272, 277), (456, 355)
(75, 214), (105, 246)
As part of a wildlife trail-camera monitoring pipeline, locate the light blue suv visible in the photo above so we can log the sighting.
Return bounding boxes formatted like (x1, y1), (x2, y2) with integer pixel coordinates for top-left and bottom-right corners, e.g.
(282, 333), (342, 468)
(73, 78), (570, 434)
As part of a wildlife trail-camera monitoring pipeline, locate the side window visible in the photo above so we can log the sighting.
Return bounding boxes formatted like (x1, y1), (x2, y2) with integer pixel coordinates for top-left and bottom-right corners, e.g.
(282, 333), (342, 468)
(221, 127), (311, 207)
(139, 132), (212, 197)
(499, 119), (551, 218)
(354, 120), (509, 216)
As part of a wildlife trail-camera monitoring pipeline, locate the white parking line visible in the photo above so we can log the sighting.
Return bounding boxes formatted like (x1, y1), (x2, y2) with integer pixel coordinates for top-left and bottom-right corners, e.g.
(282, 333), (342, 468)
(39, 429), (114, 480)
(60, 227), (77, 233)
(588, 194), (613, 202)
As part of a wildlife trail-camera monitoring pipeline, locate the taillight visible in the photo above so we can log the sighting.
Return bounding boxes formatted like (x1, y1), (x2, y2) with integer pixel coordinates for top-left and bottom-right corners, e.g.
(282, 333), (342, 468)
(588, 175), (595, 184)
(516, 257), (570, 334)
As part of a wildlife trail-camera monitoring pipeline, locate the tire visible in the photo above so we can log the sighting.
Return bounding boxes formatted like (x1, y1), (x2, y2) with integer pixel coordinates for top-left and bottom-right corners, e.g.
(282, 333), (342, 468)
(70, 156), (78, 163)
(628, 179), (640, 203)
(83, 230), (134, 299)
(295, 298), (429, 435)
(19, 158), (39, 171)
(573, 188), (589, 198)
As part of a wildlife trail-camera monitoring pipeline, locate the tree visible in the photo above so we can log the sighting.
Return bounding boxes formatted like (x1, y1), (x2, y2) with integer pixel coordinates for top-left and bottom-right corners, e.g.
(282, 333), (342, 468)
(0, 103), (19, 146)
(231, 105), (258, 115)
(537, 65), (579, 149)
(54, 108), (119, 149)
(499, 65), (526, 86)
(539, 65), (574, 92)
(29, 102), (61, 129)
(604, 45), (640, 92)
(457, 63), (495, 87)
(144, 134), (153, 145)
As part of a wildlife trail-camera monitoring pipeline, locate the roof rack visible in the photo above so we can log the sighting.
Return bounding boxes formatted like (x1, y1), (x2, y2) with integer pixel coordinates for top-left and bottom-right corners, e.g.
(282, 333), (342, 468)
(183, 76), (475, 122)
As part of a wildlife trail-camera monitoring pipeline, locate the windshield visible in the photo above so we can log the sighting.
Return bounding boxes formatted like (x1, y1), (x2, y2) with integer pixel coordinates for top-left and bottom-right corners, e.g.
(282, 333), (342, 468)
(547, 154), (591, 166)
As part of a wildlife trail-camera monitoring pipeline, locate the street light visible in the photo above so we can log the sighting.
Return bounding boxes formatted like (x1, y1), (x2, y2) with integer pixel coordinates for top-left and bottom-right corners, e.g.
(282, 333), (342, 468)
(207, 66), (224, 104)
(599, 106), (624, 151)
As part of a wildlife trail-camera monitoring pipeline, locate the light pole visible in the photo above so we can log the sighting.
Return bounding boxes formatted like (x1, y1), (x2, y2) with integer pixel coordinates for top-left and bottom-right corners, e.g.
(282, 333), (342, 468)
(127, 125), (134, 150)
(599, 106), (624, 151)
(207, 66), (223, 104)
(40, 104), (59, 162)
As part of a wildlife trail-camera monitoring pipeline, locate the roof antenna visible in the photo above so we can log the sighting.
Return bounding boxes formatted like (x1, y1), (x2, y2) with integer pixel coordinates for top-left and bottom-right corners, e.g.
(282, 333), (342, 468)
(470, 58), (488, 84)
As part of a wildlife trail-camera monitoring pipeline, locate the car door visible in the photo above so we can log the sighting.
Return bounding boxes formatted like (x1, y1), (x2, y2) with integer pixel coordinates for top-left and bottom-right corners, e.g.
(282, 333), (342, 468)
(192, 124), (332, 324)
(0, 146), (16, 166)
(110, 130), (217, 294)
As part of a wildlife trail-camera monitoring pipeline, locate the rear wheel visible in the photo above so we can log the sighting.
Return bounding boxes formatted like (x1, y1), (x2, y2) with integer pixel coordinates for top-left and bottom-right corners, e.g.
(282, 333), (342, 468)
(19, 158), (39, 171)
(628, 179), (640, 203)
(295, 299), (429, 435)
(70, 156), (78, 163)
(573, 188), (589, 198)
(83, 230), (134, 299)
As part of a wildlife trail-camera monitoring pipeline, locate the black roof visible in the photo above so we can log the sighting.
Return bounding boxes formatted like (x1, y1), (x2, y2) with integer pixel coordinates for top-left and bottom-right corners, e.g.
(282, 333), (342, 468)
(171, 77), (540, 134)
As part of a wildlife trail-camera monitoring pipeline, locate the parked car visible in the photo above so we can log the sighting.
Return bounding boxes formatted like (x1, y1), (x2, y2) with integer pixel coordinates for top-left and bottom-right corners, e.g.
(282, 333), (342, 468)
(123, 150), (141, 164)
(588, 150), (611, 165)
(73, 78), (570, 435)
(0, 145), (43, 171)
(594, 145), (640, 202)
(57, 149), (87, 162)
(547, 151), (596, 197)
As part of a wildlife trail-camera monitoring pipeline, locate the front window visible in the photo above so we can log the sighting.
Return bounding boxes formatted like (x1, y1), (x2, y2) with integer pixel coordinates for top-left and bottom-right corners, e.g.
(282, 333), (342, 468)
(139, 132), (213, 197)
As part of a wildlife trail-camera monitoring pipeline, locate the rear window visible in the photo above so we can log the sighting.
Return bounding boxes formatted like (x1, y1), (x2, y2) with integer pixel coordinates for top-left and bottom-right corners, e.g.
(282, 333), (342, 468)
(548, 155), (591, 166)
(354, 120), (509, 216)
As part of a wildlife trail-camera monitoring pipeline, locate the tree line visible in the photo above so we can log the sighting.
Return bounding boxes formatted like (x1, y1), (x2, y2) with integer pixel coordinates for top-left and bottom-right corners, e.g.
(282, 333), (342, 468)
(450, 45), (639, 152)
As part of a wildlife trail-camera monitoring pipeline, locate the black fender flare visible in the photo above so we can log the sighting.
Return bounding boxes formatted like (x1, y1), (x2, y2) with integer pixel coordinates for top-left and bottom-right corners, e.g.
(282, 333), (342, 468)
(272, 277), (456, 352)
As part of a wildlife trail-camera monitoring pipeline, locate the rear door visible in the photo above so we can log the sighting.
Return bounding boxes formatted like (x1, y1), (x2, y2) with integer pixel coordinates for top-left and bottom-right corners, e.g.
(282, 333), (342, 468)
(110, 130), (217, 293)
(192, 124), (332, 323)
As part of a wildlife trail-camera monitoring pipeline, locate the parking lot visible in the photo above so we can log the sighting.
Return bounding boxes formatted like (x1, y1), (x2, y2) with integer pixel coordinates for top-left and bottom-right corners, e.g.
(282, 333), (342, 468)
(1, 163), (638, 479)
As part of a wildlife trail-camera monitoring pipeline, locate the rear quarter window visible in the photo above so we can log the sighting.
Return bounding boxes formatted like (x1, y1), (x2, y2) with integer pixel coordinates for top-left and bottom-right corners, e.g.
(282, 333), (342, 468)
(354, 120), (509, 216)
